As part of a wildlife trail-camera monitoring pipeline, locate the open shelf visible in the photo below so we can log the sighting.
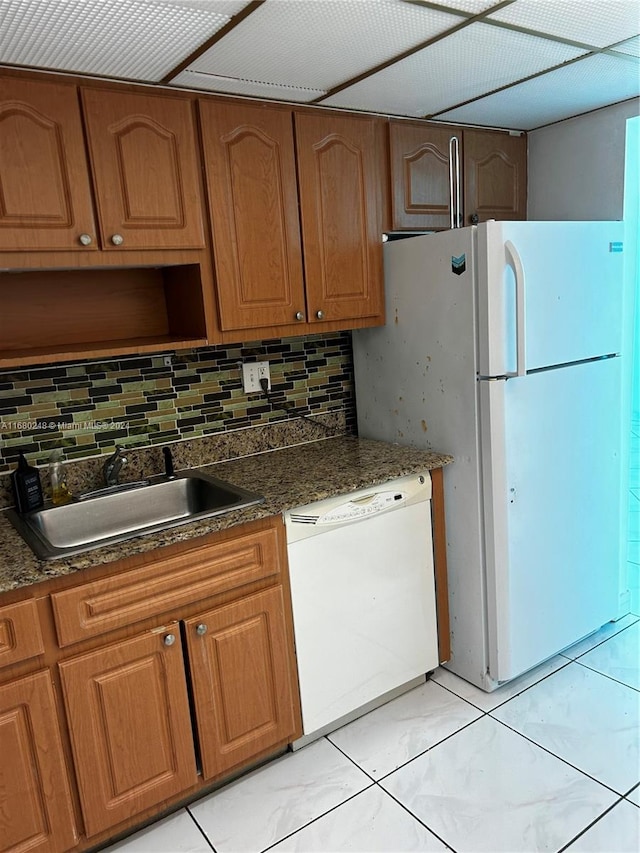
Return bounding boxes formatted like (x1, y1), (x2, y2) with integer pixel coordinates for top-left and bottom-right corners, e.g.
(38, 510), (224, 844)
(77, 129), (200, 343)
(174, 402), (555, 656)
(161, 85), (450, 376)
(0, 264), (209, 368)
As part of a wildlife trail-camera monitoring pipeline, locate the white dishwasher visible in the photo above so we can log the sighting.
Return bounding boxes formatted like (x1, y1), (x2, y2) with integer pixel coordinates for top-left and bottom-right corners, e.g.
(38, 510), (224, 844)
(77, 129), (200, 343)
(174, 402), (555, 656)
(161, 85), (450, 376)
(285, 471), (439, 747)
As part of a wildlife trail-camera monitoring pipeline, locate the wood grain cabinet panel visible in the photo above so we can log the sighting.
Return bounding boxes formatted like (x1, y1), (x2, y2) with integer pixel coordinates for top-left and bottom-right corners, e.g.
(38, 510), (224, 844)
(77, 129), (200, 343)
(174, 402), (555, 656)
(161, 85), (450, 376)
(199, 103), (386, 336)
(295, 112), (385, 325)
(389, 122), (462, 230)
(0, 78), (97, 251)
(0, 600), (44, 668)
(389, 120), (526, 230)
(199, 101), (306, 331)
(462, 129), (527, 224)
(81, 89), (205, 250)
(51, 525), (280, 646)
(58, 627), (197, 838)
(0, 671), (77, 853)
(185, 586), (298, 780)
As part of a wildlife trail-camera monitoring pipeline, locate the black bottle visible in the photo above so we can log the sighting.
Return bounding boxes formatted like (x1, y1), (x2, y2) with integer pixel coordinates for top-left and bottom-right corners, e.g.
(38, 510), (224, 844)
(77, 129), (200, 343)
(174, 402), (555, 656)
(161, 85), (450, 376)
(11, 451), (44, 513)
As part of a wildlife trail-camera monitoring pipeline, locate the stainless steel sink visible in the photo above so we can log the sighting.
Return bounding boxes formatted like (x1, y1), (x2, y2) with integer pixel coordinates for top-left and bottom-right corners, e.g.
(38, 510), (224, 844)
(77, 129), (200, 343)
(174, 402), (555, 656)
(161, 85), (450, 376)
(7, 470), (264, 560)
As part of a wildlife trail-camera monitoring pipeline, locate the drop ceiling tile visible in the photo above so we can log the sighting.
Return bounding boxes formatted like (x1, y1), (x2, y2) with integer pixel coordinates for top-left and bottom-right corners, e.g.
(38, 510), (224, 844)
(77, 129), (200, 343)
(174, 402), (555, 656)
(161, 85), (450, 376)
(322, 22), (587, 117)
(183, 0), (462, 91)
(0, 0), (248, 81)
(435, 53), (640, 130)
(487, 0), (640, 48)
(611, 36), (640, 57)
(171, 69), (326, 101)
(427, 0), (502, 11)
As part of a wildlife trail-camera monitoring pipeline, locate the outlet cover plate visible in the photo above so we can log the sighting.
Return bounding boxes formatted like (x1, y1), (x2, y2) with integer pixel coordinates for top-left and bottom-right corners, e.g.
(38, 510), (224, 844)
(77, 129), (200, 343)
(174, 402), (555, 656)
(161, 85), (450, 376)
(242, 361), (270, 393)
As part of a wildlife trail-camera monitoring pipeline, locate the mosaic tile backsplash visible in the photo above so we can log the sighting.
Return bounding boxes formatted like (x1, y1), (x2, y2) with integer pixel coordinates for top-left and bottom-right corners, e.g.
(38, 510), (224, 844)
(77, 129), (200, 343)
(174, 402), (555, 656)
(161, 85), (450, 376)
(0, 332), (356, 474)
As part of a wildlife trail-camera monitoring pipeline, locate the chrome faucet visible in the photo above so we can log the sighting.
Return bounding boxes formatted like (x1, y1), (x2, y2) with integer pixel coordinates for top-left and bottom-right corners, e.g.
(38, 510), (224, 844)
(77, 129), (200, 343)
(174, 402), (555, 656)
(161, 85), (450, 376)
(103, 446), (127, 486)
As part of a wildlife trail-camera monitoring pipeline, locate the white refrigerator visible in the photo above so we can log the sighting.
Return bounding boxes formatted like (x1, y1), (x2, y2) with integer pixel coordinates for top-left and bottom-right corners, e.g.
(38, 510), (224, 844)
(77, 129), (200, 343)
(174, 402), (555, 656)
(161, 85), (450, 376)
(352, 221), (625, 691)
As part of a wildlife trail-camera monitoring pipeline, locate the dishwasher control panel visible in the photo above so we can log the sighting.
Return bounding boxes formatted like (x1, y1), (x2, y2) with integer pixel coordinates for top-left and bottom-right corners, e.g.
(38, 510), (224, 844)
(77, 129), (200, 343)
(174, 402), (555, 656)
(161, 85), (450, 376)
(318, 490), (405, 524)
(284, 472), (431, 542)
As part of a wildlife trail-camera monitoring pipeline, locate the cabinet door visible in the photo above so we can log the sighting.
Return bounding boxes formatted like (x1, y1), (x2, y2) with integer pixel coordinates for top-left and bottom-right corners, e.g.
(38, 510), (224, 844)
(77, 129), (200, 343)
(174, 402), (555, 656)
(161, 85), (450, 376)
(295, 112), (385, 325)
(59, 627), (197, 837)
(0, 671), (77, 853)
(0, 77), (97, 251)
(81, 89), (205, 250)
(462, 129), (527, 225)
(185, 587), (298, 780)
(199, 101), (307, 331)
(0, 600), (44, 668)
(389, 121), (462, 230)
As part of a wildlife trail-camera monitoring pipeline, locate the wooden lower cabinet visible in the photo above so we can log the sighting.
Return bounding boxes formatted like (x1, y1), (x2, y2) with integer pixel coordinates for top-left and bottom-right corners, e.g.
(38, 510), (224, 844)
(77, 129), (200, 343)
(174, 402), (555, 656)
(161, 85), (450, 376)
(1, 518), (302, 852)
(0, 671), (77, 853)
(58, 626), (198, 838)
(185, 586), (299, 780)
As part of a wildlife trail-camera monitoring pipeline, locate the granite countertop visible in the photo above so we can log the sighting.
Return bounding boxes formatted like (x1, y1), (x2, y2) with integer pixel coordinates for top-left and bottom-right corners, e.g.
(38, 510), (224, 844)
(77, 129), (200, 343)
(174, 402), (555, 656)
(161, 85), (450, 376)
(0, 436), (453, 594)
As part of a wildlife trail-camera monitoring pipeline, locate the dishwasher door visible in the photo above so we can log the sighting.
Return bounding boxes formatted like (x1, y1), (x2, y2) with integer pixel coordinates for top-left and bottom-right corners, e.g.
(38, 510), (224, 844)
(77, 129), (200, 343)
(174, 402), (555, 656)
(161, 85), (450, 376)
(285, 473), (439, 741)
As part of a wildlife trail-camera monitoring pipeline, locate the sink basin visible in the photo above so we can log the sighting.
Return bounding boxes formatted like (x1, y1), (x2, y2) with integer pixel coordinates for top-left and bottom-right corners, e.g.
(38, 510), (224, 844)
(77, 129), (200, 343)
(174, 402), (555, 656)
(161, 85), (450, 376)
(7, 470), (264, 560)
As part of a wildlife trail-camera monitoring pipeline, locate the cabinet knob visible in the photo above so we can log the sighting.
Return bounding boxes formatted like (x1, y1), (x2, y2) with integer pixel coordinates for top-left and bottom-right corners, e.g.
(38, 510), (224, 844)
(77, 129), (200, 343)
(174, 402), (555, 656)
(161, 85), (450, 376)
(195, 623), (208, 636)
(110, 233), (124, 246)
(78, 233), (93, 246)
(470, 213), (479, 225)
(163, 633), (176, 646)
(315, 310), (324, 320)
(295, 311), (304, 321)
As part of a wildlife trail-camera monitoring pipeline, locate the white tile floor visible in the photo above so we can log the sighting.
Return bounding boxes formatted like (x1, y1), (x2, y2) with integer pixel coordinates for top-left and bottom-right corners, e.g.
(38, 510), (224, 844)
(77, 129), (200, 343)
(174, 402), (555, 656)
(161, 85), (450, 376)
(102, 613), (640, 853)
(100, 423), (640, 853)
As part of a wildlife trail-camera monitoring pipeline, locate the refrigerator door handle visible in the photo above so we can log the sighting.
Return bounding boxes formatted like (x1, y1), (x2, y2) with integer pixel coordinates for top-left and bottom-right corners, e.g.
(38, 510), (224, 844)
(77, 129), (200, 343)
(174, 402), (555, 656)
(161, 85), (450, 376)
(504, 240), (526, 377)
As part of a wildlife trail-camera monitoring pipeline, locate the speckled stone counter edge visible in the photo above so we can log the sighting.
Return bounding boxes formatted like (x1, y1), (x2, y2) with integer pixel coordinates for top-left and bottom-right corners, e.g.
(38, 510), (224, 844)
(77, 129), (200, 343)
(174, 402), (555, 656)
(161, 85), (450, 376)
(0, 434), (453, 594)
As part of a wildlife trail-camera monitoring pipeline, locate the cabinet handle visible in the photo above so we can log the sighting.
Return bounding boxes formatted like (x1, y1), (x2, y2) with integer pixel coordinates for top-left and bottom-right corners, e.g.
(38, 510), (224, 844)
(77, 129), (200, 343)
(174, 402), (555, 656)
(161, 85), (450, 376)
(163, 633), (176, 646)
(110, 233), (124, 246)
(315, 310), (324, 320)
(195, 623), (208, 636)
(78, 233), (93, 246)
(295, 311), (304, 321)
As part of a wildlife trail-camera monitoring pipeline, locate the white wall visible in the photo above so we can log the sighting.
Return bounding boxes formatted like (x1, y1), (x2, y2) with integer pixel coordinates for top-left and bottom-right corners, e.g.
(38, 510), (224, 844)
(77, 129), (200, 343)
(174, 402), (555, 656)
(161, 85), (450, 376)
(528, 99), (640, 221)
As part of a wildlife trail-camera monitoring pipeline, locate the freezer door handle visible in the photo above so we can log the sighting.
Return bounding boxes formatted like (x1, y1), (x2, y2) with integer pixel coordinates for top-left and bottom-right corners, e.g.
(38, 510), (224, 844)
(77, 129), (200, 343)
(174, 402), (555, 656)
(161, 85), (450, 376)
(504, 240), (526, 377)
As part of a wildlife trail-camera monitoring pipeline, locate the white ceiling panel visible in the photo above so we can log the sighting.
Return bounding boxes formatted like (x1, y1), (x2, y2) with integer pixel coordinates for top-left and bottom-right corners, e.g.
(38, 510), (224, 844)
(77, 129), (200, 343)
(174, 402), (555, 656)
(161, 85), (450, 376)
(487, 0), (640, 48)
(322, 21), (587, 117)
(171, 68), (326, 101)
(436, 53), (640, 130)
(611, 36), (640, 57)
(0, 0), (637, 132)
(0, 0), (249, 80)
(425, 0), (501, 11)
(183, 0), (461, 90)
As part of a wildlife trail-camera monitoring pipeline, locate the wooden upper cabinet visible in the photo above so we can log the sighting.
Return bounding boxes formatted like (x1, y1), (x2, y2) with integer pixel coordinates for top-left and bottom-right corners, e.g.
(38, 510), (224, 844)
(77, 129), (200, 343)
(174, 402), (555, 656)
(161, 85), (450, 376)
(184, 586), (299, 781)
(81, 89), (205, 250)
(199, 101), (306, 331)
(59, 627), (197, 837)
(0, 78), (97, 251)
(388, 120), (527, 230)
(295, 112), (385, 325)
(462, 129), (527, 225)
(389, 121), (462, 230)
(0, 671), (77, 853)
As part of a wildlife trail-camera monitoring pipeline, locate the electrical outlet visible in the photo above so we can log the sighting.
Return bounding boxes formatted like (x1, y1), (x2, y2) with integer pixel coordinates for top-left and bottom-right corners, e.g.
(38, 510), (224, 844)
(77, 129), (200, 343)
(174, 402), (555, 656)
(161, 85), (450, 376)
(242, 361), (270, 393)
